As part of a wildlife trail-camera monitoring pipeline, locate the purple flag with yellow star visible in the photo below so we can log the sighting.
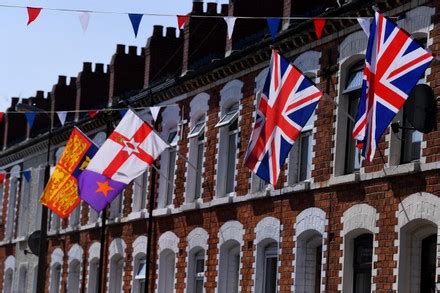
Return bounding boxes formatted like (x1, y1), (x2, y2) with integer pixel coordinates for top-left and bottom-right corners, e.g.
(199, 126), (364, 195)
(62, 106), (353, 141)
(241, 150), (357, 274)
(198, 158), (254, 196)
(78, 170), (126, 212)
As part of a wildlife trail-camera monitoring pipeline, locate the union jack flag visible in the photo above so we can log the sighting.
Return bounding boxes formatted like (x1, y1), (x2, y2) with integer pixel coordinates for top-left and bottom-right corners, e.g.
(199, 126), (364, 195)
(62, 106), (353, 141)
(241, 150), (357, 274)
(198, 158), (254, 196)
(353, 11), (433, 161)
(244, 50), (322, 185)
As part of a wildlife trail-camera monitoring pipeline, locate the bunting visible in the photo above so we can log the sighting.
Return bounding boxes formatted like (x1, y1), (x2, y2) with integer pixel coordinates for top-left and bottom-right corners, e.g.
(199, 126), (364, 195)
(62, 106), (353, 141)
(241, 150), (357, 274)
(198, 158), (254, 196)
(313, 18), (326, 39)
(88, 111), (98, 118)
(177, 15), (189, 29)
(224, 17), (237, 39)
(25, 112), (36, 128)
(23, 170), (31, 182)
(27, 7), (42, 25)
(57, 111), (68, 126)
(357, 17), (371, 36)
(150, 106), (161, 122)
(267, 18), (281, 41)
(129, 14), (143, 38)
(0, 112), (4, 124)
(0, 172), (5, 184)
(79, 12), (90, 32)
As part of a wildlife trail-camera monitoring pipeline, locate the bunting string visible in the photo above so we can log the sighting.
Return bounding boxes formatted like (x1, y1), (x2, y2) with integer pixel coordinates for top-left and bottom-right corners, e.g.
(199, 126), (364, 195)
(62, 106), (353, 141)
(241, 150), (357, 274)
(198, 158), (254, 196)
(0, 3), (378, 20)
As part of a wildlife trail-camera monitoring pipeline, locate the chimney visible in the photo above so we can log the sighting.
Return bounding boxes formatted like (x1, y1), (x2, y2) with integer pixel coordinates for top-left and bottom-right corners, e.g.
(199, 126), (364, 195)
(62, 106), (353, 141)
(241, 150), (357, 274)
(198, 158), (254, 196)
(4, 98), (27, 148)
(182, 0), (227, 73)
(144, 26), (183, 87)
(76, 62), (110, 121)
(109, 44), (145, 101)
(28, 91), (51, 138)
(51, 75), (77, 126)
(192, 0), (204, 14)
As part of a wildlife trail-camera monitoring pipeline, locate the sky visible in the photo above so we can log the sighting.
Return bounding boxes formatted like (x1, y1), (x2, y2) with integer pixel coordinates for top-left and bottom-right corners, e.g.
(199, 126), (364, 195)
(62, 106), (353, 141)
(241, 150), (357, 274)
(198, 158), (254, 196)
(0, 0), (228, 112)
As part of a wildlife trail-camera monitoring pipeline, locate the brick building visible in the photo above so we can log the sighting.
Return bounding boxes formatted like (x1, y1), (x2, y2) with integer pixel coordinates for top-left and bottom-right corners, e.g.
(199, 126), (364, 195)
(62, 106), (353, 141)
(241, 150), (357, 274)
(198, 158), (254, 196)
(0, 0), (439, 292)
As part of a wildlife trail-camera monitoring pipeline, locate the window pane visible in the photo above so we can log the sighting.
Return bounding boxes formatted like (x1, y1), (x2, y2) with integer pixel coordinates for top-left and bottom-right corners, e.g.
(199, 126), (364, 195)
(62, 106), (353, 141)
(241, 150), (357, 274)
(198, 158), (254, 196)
(167, 131), (178, 146)
(344, 69), (364, 93)
(353, 234), (373, 293)
(216, 105), (239, 128)
(166, 148), (176, 205)
(196, 258), (204, 274)
(401, 113), (422, 163)
(345, 91), (361, 174)
(195, 141), (204, 199)
(195, 280), (204, 293)
(264, 256), (277, 293)
(189, 120), (205, 139)
(226, 132), (237, 194)
(299, 131), (312, 182)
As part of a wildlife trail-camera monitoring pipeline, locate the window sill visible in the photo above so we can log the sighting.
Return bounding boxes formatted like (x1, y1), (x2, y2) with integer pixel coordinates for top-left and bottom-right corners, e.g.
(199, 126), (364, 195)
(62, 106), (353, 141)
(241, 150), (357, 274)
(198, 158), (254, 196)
(209, 194), (235, 208)
(12, 236), (26, 243)
(329, 173), (359, 186)
(180, 201), (200, 211)
(383, 161), (420, 177)
(80, 222), (100, 231)
(127, 210), (149, 220)
(282, 181), (311, 194)
(153, 208), (171, 217)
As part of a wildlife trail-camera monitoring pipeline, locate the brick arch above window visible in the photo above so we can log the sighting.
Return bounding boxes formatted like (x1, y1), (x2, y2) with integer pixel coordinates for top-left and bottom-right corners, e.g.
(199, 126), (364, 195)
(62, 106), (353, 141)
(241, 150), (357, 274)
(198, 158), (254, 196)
(293, 51), (322, 74)
(342, 203), (378, 236)
(109, 238), (126, 259)
(187, 227), (209, 252)
(339, 31), (368, 63)
(68, 244), (83, 265)
(255, 216), (280, 244)
(219, 220), (244, 246)
(189, 93), (209, 125)
(88, 242), (100, 261)
(398, 6), (435, 35)
(4, 255), (15, 272)
(50, 248), (64, 267)
(398, 192), (440, 228)
(295, 207), (326, 237)
(158, 231), (179, 254)
(133, 235), (147, 258)
(220, 79), (244, 109)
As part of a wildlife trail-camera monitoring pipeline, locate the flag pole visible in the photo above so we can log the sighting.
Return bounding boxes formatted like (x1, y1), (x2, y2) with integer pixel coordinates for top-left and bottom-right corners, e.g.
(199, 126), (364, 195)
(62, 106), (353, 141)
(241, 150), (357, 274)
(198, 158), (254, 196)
(145, 117), (160, 293)
(97, 118), (114, 293)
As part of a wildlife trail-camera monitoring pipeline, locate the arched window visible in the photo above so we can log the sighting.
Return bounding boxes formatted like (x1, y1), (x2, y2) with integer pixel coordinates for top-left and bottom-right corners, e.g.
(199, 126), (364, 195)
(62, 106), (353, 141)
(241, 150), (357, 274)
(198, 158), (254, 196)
(108, 238), (125, 293)
(217, 221), (244, 293)
(67, 260), (81, 293)
(341, 204), (377, 293)
(87, 242), (100, 293)
(294, 208), (326, 293)
(132, 171), (148, 213)
(6, 165), (21, 239)
(132, 236), (147, 293)
(3, 256), (15, 293)
(254, 217), (280, 293)
(18, 265), (28, 292)
(157, 231), (179, 293)
(50, 264), (62, 293)
(397, 193), (439, 293)
(69, 205), (81, 229)
(18, 168), (31, 237)
(186, 228), (208, 293)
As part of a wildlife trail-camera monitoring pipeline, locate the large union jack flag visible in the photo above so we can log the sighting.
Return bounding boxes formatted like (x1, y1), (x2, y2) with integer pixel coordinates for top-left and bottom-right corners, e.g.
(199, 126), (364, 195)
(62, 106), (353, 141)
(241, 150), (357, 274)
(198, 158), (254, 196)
(244, 50), (322, 185)
(353, 11), (433, 161)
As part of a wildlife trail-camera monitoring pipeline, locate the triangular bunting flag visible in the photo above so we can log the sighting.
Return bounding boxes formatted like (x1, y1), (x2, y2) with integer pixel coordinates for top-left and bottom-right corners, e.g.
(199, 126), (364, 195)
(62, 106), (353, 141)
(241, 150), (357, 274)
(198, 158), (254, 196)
(57, 111), (68, 126)
(0, 172), (5, 184)
(88, 111), (98, 118)
(267, 18), (281, 41)
(24, 112), (36, 129)
(224, 17), (237, 39)
(79, 12), (90, 32)
(23, 170), (31, 182)
(177, 15), (189, 30)
(129, 14), (143, 38)
(150, 107), (161, 122)
(313, 18), (326, 39)
(119, 109), (128, 118)
(27, 7), (42, 26)
(357, 17), (371, 36)
(0, 112), (4, 123)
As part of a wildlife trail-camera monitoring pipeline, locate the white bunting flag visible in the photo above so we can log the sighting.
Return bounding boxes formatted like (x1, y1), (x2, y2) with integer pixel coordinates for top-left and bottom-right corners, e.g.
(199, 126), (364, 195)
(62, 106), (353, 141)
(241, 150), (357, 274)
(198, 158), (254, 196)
(150, 106), (161, 123)
(357, 17), (370, 36)
(224, 17), (237, 39)
(79, 12), (90, 32)
(57, 111), (67, 126)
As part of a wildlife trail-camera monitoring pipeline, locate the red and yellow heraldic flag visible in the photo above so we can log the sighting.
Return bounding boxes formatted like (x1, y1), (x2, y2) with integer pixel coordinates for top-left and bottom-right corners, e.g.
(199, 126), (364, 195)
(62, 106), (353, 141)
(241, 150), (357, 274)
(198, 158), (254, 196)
(40, 127), (98, 218)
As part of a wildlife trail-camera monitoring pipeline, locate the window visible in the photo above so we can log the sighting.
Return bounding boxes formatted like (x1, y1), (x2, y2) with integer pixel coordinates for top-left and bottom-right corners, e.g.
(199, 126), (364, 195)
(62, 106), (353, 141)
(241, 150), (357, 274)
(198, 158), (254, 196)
(158, 250), (176, 293)
(88, 259), (99, 293)
(165, 130), (178, 206)
(343, 63), (363, 174)
(251, 89), (268, 193)
(186, 117), (205, 202)
(50, 264), (62, 293)
(218, 241), (240, 293)
(132, 172), (148, 213)
(49, 210), (61, 231)
(6, 169), (21, 239)
(133, 258), (146, 293)
(69, 205), (81, 229)
(352, 234), (373, 293)
(294, 231), (323, 293)
(67, 261), (81, 293)
(216, 104), (239, 196)
(289, 112), (314, 184)
(4, 269), (13, 293)
(109, 190), (124, 219)
(420, 234), (436, 293)
(263, 244), (278, 293)
(109, 256), (124, 293)
(18, 175), (31, 237)
(194, 251), (205, 293)
(399, 37), (427, 164)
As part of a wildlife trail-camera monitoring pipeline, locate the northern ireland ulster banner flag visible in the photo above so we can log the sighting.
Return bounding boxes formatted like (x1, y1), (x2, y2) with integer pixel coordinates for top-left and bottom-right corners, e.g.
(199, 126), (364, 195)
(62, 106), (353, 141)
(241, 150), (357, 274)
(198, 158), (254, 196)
(78, 109), (168, 212)
(353, 11), (433, 161)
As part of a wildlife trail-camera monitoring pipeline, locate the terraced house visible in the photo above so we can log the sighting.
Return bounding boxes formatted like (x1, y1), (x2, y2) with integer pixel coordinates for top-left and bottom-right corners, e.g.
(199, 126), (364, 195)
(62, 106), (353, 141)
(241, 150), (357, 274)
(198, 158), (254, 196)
(0, 0), (440, 292)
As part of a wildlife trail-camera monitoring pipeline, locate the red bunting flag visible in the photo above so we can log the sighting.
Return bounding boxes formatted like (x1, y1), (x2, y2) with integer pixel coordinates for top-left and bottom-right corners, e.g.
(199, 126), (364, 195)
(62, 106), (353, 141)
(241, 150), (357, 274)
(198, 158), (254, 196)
(0, 172), (5, 184)
(313, 18), (326, 39)
(88, 111), (98, 118)
(27, 7), (42, 26)
(177, 15), (189, 29)
(0, 112), (4, 123)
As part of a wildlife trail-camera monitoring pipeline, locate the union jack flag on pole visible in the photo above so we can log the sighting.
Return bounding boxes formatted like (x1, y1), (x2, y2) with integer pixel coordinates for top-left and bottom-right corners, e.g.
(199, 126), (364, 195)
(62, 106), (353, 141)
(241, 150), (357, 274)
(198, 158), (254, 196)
(353, 11), (433, 161)
(244, 50), (322, 185)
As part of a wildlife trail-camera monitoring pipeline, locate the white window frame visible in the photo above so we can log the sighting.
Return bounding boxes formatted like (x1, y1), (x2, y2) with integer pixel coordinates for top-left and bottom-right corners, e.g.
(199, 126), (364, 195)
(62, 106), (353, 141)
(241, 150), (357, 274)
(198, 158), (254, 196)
(157, 231), (179, 293)
(186, 116), (206, 203)
(6, 165), (21, 240)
